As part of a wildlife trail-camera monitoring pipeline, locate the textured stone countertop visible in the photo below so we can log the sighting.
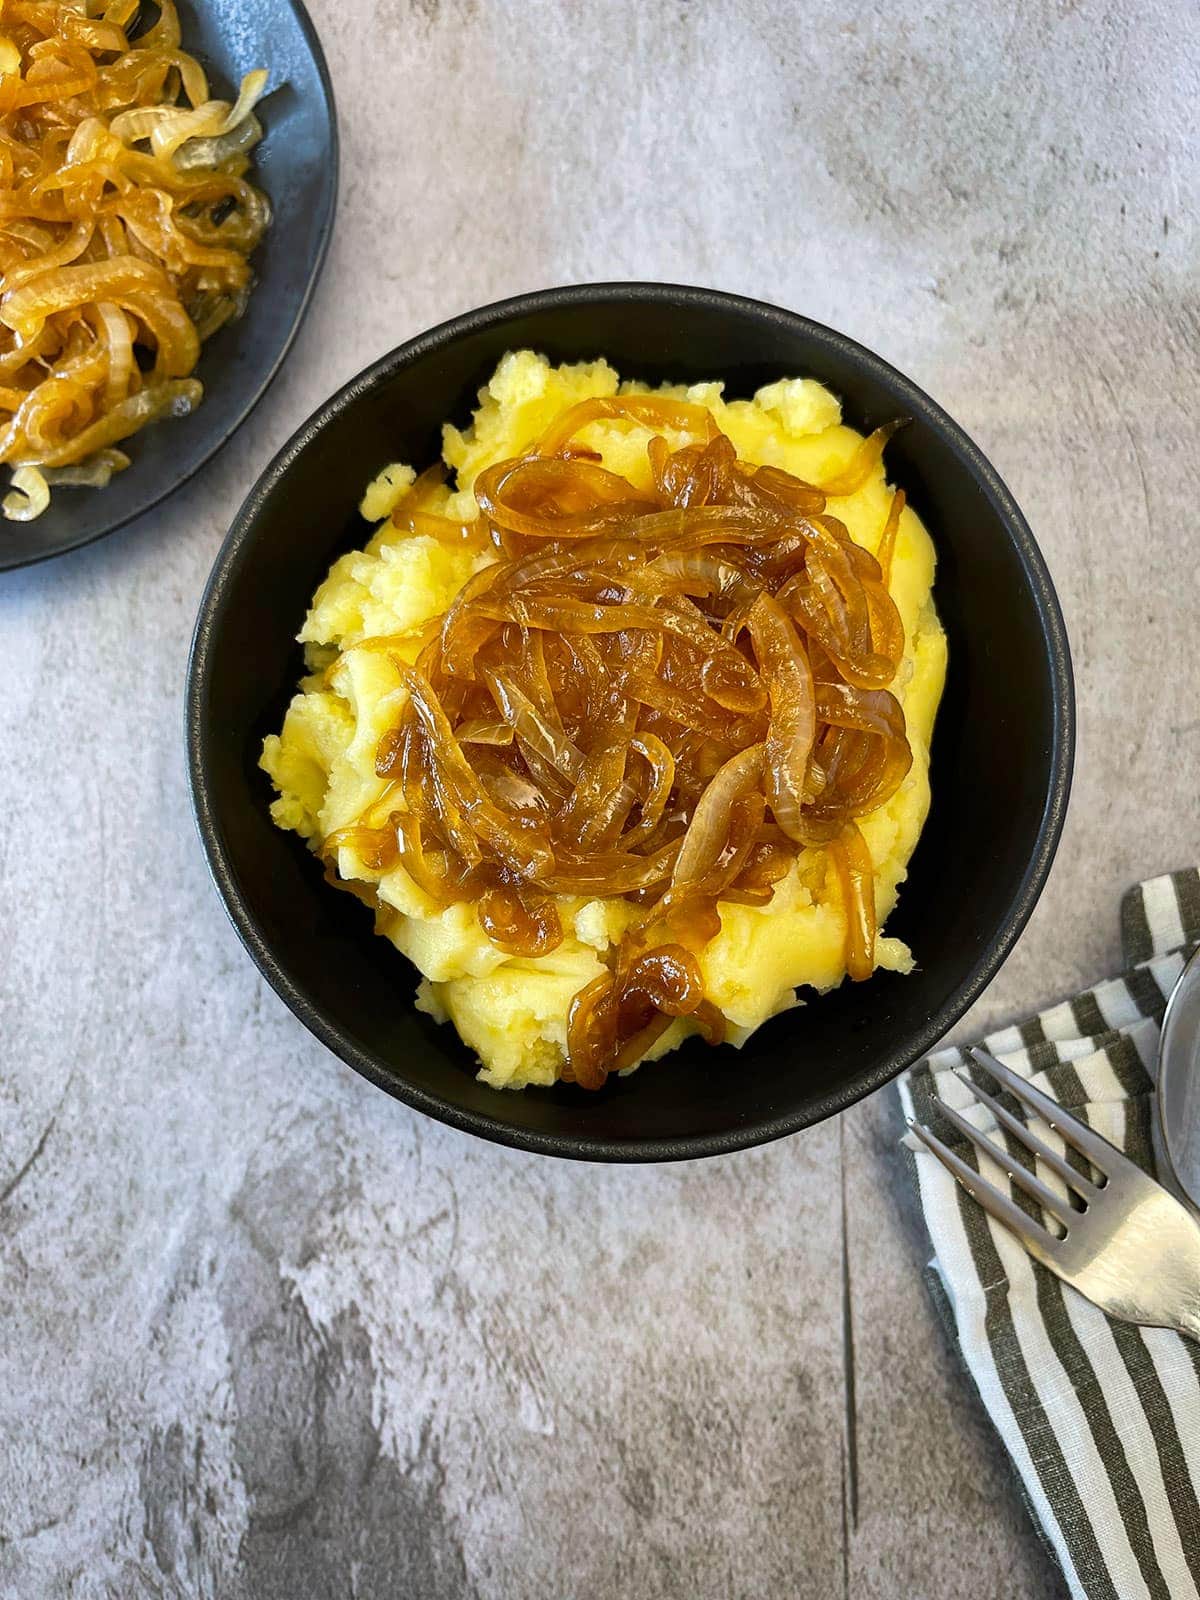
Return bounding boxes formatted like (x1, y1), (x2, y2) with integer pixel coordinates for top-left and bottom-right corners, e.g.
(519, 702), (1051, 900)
(2, 2), (1197, 1595)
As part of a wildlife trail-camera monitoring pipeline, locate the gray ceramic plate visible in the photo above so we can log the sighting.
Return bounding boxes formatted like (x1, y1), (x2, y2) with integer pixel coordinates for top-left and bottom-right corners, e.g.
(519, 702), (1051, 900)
(0, 0), (337, 573)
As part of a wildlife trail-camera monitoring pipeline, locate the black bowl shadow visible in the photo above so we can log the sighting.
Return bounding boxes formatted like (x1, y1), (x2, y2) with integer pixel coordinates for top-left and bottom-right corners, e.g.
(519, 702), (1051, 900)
(187, 283), (1074, 1162)
(1, 0), (337, 573)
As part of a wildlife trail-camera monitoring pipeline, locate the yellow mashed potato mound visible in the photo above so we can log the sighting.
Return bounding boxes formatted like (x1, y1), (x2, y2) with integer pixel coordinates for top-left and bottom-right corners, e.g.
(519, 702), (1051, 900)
(261, 351), (947, 1089)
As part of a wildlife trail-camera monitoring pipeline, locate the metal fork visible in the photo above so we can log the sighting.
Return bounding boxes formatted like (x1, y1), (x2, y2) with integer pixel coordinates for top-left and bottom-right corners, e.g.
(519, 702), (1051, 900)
(907, 1045), (1200, 1342)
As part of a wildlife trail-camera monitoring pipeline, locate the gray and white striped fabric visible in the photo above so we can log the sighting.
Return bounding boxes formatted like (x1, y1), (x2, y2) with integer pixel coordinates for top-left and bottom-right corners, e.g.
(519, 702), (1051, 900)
(899, 869), (1200, 1600)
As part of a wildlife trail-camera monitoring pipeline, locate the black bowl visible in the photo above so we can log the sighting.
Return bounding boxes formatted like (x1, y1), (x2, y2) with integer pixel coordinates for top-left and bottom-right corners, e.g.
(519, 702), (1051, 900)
(187, 283), (1074, 1162)
(1, 0), (337, 573)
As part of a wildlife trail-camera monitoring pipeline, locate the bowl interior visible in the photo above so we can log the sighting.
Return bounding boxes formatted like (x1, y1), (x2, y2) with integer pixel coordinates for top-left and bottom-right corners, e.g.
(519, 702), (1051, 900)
(190, 287), (1072, 1160)
(1, 0), (336, 572)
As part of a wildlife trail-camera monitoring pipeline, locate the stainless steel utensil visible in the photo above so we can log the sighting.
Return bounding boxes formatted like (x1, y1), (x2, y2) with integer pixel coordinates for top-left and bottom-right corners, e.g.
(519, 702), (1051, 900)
(908, 1045), (1200, 1341)
(1157, 946), (1200, 1210)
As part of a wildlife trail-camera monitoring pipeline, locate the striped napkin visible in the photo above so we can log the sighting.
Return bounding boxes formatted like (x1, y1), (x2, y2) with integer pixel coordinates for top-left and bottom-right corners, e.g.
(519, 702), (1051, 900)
(899, 869), (1200, 1600)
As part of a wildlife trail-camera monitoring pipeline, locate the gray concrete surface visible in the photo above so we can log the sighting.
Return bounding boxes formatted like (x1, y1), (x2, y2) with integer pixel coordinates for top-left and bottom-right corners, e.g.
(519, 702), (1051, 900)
(2, 1), (1197, 1595)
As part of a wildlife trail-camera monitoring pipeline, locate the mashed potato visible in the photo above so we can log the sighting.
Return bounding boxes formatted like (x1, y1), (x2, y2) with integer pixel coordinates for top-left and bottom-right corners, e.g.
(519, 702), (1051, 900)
(262, 352), (947, 1089)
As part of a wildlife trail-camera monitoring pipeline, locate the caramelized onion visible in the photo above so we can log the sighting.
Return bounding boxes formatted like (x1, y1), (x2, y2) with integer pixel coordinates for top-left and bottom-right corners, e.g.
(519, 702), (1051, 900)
(875, 488), (905, 587)
(535, 394), (720, 456)
(828, 823), (877, 980)
(326, 399), (915, 1084)
(744, 595), (815, 844)
(818, 420), (906, 497)
(2, 464), (48, 521)
(0, 1), (269, 519)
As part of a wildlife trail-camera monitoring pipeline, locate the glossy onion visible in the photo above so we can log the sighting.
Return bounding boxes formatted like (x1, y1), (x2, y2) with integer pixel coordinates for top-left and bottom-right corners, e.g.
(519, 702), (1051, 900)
(0, 2), (270, 519)
(326, 398), (914, 1085)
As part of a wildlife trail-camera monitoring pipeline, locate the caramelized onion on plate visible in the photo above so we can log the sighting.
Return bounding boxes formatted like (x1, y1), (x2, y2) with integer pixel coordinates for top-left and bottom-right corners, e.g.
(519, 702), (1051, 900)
(0, 0), (270, 520)
(328, 399), (913, 1087)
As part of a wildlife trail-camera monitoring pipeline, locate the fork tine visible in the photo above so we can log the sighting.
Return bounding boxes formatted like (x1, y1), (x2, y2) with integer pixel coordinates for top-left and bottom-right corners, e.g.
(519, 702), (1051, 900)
(966, 1046), (1119, 1174)
(933, 1096), (1077, 1226)
(952, 1069), (1099, 1198)
(906, 1116), (1059, 1263)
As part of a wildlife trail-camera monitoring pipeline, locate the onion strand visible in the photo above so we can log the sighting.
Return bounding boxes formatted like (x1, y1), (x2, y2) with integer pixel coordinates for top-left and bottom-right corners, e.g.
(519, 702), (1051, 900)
(0, 1), (269, 520)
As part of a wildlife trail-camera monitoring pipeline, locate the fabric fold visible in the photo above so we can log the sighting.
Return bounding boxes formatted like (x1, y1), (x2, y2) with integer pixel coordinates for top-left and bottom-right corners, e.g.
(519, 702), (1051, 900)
(899, 869), (1200, 1600)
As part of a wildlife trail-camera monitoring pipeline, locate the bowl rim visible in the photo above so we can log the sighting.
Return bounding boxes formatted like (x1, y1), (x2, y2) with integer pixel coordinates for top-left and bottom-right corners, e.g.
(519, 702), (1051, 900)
(0, 0), (339, 574)
(186, 280), (1076, 1163)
